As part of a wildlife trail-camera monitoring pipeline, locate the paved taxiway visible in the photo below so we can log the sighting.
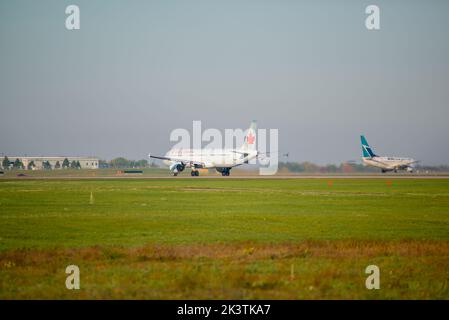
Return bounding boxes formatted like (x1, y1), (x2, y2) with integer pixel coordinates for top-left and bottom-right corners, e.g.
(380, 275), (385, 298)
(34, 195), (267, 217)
(2, 175), (449, 180)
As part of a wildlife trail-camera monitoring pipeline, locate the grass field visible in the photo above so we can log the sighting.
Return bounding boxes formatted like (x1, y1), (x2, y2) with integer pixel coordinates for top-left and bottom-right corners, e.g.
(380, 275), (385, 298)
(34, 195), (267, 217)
(0, 178), (448, 299)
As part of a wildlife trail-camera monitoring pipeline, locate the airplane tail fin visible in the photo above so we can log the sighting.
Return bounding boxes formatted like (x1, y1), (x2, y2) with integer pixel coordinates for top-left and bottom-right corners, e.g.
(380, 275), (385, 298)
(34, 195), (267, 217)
(361, 135), (377, 158)
(240, 120), (257, 152)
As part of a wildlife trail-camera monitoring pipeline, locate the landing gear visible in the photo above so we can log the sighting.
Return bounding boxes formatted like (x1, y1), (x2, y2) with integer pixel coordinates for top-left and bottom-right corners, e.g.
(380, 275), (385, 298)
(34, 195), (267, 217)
(191, 170), (199, 176)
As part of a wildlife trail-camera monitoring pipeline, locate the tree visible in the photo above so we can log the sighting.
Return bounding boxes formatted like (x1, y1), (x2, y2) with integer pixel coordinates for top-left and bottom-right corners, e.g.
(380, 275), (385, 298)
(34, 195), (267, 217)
(325, 164), (338, 173)
(2, 156), (10, 170)
(135, 159), (149, 168)
(110, 157), (129, 168)
(302, 161), (320, 173)
(70, 160), (78, 169)
(13, 158), (24, 170)
(62, 158), (70, 169)
(27, 161), (36, 170)
(279, 162), (305, 173)
(76, 161), (81, 169)
(98, 159), (109, 168)
(108, 158), (150, 168)
(54, 161), (61, 169)
(42, 161), (52, 170)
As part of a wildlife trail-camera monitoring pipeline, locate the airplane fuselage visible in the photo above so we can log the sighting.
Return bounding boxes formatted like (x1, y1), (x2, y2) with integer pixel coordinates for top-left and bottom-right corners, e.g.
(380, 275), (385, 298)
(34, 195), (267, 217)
(164, 148), (258, 169)
(362, 156), (415, 172)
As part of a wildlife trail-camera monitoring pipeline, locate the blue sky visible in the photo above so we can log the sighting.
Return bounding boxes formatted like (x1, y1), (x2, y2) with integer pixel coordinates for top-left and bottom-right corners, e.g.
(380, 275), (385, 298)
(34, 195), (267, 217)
(1, 0), (448, 164)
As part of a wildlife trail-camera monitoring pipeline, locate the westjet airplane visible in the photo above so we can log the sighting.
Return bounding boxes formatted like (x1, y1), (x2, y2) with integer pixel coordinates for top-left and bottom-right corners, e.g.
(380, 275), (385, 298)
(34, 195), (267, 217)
(361, 135), (417, 173)
(150, 121), (258, 176)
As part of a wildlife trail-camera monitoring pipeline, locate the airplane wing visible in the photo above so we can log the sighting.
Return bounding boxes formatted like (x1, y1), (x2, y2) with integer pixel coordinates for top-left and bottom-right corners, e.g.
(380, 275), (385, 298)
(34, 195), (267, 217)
(149, 154), (206, 168)
(149, 155), (172, 161)
(397, 160), (419, 170)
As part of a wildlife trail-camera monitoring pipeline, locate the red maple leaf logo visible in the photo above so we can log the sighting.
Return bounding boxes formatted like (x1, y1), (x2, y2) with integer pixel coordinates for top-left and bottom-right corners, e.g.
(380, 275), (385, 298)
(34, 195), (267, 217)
(247, 133), (255, 145)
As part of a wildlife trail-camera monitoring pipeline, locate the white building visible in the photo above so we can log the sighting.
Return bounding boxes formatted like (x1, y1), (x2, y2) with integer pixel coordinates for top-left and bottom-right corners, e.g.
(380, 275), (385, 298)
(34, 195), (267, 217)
(5, 156), (99, 170)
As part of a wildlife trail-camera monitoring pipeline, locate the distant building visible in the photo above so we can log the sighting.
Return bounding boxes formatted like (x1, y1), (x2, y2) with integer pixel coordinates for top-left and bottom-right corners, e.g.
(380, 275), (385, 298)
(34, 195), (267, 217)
(5, 156), (99, 170)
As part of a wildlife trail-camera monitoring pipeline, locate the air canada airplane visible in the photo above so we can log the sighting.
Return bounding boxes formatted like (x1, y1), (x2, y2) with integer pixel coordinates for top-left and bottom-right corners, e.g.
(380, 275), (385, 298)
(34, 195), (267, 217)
(361, 135), (417, 173)
(150, 121), (258, 176)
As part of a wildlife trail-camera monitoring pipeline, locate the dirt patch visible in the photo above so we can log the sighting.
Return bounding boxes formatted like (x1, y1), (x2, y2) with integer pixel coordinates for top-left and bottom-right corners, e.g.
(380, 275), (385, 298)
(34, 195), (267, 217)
(2, 240), (448, 266)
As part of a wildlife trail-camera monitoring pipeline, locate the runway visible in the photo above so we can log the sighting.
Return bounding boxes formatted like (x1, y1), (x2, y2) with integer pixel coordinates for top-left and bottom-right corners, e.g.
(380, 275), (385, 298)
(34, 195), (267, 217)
(2, 174), (449, 180)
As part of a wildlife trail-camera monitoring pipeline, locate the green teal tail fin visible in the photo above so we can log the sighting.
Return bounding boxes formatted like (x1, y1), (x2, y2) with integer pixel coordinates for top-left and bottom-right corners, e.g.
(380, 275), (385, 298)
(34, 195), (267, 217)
(361, 135), (377, 158)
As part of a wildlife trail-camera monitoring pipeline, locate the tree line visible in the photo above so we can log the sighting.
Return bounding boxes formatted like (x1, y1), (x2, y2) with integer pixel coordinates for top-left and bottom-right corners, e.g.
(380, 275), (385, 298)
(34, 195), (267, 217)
(278, 161), (449, 173)
(100, 158), (158, 169)
(1, 156), (157, 170)
(1, 156), (81, 170)
(2, 156), (449, 172)
(278, 161), (378, 173)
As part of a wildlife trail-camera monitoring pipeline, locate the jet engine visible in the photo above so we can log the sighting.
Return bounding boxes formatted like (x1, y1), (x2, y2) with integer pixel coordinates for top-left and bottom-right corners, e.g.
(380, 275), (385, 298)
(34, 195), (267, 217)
(169, 162), (185, 175)
(215, 167), (231, 176)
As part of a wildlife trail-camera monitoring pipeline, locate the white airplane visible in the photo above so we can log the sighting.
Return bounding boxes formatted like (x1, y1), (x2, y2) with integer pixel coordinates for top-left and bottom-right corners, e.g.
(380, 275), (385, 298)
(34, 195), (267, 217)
(150, 121), (259, 176)
(360, 135), (417, 173)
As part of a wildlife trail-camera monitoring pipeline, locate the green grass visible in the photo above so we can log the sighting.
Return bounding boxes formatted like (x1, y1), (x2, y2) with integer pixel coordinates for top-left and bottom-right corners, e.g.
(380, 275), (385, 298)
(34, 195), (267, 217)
(1, 179), (449, 249)
(0, 178), (448, 299)
(0, 167), (170, 178)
